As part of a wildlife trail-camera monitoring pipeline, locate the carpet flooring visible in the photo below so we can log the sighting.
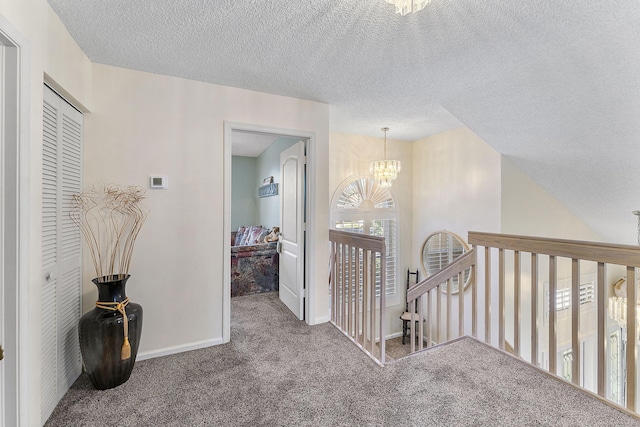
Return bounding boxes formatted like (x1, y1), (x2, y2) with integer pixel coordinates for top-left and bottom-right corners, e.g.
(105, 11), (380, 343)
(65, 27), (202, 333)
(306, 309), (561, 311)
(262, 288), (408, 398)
(45, 292), (639, 426)
(385, 336), (429, 361)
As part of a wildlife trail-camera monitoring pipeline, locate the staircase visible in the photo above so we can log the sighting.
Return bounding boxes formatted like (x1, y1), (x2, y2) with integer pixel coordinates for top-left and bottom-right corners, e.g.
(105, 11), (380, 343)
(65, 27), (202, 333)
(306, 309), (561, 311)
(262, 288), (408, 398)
(330, 229), (640, 415)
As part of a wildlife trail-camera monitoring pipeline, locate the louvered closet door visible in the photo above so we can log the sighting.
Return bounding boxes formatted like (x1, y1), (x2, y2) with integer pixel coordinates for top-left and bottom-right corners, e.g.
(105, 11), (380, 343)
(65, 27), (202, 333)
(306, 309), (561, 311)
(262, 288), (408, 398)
(41, 85), (83, 423)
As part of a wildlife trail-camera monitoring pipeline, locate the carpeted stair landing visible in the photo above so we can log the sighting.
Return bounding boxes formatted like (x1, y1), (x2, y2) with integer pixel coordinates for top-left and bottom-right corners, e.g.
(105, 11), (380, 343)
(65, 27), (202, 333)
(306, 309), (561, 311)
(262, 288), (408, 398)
(45, 292), (638, 426)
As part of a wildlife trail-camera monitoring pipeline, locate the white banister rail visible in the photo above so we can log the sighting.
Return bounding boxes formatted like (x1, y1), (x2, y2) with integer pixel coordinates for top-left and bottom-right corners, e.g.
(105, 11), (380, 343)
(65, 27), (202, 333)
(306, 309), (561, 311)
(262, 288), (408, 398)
(405, 231), (640, 413)
(406, 249), (476, 353)
(329, 229), (386, 365)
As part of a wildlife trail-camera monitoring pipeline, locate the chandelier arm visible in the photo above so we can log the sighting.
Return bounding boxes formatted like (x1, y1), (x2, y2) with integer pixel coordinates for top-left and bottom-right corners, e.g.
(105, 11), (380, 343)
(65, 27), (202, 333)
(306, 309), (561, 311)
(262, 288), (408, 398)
(384, 129), (387, 160)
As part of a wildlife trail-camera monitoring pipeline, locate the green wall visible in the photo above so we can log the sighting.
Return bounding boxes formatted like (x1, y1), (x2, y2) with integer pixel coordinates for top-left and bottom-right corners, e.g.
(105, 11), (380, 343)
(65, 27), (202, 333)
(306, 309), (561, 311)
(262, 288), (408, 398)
(231, 156), (257, 231)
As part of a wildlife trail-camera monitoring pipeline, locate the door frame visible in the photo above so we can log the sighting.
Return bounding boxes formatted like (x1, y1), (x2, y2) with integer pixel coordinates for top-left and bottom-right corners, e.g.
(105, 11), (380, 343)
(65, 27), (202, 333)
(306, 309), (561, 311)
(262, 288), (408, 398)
(0, 14), (31, 427)
(223, 122), (314, 342)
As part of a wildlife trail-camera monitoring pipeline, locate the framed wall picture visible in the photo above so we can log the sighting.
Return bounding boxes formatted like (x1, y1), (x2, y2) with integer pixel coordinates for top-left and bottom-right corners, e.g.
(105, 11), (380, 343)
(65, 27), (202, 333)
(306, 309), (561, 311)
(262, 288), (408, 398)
(258, 183), (278, 198)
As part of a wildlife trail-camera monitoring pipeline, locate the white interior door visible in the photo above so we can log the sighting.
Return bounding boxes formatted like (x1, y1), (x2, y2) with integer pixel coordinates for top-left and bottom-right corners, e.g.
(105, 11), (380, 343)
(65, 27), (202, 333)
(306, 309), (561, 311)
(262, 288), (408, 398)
(41, 85), (83, 423)
(279, 141), (305, 320)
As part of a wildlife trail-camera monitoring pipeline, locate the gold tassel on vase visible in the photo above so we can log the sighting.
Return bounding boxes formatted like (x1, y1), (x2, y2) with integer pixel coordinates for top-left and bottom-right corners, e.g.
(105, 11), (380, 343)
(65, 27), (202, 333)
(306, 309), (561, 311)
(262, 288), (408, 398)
(121, 337), (131, 360)
(95, 298), (131, 360)
(120, 303), (131, 360)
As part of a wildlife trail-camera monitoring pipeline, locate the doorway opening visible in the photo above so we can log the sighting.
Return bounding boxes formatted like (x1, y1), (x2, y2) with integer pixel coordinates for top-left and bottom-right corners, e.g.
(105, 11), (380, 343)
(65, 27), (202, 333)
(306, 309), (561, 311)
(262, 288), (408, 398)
(0, 15), (29, 427)
(223, 123), (312, 342)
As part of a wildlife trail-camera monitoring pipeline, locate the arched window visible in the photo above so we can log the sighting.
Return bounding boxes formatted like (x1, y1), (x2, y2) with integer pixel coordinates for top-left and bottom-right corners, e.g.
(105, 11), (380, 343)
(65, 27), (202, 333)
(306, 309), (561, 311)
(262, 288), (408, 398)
(331, 177), (398, 299)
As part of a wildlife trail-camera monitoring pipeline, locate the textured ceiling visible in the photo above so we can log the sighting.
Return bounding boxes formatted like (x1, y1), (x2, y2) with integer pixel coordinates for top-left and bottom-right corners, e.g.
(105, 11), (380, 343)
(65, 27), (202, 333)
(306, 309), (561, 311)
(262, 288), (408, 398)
(46, 0), (640, 244)
(231, 131), (278, 157)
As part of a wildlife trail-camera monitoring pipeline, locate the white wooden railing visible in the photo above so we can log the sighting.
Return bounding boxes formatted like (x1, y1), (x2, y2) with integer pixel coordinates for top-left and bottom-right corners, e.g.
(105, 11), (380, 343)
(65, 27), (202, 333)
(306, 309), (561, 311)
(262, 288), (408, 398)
(406, 231), (640, 413)
(329, 229), (386, 365)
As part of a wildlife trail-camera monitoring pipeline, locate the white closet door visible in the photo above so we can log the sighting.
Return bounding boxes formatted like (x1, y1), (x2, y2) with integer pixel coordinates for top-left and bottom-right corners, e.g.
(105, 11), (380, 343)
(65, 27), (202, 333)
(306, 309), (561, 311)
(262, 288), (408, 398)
(41, 85), (82, 423)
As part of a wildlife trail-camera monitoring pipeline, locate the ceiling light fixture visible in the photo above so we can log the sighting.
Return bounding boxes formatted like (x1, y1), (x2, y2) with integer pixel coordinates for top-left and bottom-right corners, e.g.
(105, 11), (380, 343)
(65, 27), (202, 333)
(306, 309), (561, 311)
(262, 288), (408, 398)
(385, 0), (431, 16)
(370, 127), (401, 188)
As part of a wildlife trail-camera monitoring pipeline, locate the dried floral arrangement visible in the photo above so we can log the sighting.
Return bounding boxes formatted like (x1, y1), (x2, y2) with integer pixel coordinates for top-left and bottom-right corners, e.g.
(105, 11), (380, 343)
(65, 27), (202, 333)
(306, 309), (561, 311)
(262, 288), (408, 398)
(71, 183), (149, 282)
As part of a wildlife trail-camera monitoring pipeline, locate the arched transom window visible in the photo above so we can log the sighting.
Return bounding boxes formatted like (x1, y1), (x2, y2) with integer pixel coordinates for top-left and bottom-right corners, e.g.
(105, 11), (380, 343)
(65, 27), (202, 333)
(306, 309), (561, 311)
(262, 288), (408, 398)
(332, 177), (398, 298)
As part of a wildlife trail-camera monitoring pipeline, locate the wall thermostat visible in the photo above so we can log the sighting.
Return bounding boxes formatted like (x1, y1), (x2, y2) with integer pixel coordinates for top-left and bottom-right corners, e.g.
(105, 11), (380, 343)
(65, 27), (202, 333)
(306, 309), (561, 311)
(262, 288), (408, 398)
(149, 175), (168, 189)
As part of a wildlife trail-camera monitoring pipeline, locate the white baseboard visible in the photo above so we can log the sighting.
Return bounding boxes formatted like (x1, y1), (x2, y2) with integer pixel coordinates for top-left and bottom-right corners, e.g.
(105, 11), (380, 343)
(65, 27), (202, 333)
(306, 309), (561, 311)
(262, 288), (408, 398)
(310, 314), (331, 325)
(385, 331), (403, 340)
(136, 338), (224, 361)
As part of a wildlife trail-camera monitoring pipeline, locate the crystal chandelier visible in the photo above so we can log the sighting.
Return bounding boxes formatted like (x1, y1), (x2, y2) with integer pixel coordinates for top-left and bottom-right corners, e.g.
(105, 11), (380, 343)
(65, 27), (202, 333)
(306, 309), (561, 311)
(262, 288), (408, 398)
(608, 210), (640, 333)
(385, 0), (431, 16)
(608, 294), (634, 329)
(609, 289), (640, 341)
(370, 127), (401, 188)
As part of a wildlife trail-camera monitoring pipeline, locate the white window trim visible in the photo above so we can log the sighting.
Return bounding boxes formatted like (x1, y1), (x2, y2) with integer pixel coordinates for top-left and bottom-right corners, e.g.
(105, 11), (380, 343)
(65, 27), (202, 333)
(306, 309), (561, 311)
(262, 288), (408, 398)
(331, 175), (400, 307)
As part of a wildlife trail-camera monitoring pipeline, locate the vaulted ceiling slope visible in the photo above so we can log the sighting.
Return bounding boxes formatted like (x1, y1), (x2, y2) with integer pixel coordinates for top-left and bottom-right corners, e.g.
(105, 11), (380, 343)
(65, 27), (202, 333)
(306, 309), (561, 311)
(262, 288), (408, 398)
(46, 0), (640, 244)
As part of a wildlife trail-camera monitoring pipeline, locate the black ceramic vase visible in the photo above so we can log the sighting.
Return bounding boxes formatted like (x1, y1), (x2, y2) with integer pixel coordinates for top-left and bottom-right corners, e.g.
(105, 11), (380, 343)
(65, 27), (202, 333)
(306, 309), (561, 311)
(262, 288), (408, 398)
(78, 274), (143, 390)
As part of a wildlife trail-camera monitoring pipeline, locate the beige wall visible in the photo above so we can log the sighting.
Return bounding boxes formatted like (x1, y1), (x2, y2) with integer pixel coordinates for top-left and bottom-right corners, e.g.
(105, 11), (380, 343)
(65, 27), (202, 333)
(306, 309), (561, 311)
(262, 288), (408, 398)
(411, 127), (502, 265)
(501, 157), (604, 241)
(411, 127), (502, 341)
(87, 64), (329, 356)
(0, 0), (93, 421)
(329, 132), (413, 336)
